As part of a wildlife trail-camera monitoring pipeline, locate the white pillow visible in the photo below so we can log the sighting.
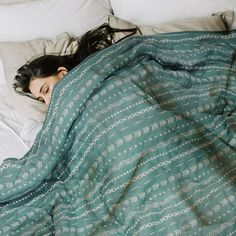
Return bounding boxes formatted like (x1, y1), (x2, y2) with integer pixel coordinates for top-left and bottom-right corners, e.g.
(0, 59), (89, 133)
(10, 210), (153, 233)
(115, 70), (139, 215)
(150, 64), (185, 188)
(0, 59), (6, 86)
(108, 12), (234, 42)
(0, 0), (37, 4)
(0, 32), (79, 127)
(0, 0), (112, 41)
(0, 85), (29, 161)
(110, 0), (236, 28)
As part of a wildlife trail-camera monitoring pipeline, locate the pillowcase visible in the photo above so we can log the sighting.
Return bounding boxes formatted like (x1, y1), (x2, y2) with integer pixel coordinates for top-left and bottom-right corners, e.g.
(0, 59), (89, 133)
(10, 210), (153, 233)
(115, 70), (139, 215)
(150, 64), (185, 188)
(108, 11), (234, 42)
(0, 0), (37, 4)
(1, 11), (233, 144)
(0, 33), (78, 132)
(0, 0), (112, 41)
(0, 87), (30, 163)
(110, 0), (236, 28)
(0, 0), (111, 144)
(0, 59), (6, 86)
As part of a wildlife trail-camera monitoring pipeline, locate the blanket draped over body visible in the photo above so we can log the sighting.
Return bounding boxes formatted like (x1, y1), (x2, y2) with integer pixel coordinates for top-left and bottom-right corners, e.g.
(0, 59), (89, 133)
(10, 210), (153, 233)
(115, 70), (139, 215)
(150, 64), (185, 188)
(0, 30), (236, 235)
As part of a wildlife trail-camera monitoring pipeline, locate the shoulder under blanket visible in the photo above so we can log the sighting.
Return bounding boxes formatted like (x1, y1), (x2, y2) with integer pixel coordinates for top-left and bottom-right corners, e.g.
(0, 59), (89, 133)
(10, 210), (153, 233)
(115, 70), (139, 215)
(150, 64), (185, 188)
(0, 30), (236, 235)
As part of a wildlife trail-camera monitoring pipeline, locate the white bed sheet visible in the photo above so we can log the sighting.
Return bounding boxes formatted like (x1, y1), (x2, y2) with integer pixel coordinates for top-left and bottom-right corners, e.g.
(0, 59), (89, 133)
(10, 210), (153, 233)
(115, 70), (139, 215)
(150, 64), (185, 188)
(0, 84), (29, 165)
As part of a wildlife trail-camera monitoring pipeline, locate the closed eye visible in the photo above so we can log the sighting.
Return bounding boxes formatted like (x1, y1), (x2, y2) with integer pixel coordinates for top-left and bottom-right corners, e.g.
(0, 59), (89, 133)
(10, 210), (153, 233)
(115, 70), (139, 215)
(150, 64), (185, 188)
(37, 84), (48, 103)
(42, 84), (49, 94)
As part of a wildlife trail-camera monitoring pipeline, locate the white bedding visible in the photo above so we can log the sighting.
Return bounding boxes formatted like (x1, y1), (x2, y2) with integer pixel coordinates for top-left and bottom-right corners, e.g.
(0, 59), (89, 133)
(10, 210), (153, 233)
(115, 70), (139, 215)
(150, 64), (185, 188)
(0, 0), (236, 161)
(0, 0), (112, 160)
(0, 85), (29, 164)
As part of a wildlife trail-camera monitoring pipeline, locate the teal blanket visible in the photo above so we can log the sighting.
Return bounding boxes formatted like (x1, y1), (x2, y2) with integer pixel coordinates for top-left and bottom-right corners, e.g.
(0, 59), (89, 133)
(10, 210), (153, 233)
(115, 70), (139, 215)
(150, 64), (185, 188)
(1, 30), (236, 235)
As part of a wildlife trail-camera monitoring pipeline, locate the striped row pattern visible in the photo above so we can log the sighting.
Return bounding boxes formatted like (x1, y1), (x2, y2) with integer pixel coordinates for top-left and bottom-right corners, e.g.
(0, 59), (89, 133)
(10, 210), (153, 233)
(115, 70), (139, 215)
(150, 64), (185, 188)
(0, 30), (236, 235)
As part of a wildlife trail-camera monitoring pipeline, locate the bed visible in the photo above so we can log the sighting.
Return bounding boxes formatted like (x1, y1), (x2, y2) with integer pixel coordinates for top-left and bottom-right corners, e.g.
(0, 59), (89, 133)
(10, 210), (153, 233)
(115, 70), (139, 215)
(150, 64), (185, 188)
(0, 0), (236, 235)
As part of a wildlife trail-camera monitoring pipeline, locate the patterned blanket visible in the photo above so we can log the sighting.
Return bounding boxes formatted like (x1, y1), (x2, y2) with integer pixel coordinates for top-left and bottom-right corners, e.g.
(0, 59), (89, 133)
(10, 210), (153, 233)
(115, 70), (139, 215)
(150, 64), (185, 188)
(0, 30), (236, 235)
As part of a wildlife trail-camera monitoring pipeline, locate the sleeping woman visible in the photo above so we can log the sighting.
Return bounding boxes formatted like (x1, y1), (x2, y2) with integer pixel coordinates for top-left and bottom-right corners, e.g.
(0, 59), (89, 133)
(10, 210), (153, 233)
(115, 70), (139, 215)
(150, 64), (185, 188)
(13, 24), (138, 105)
(4, 22), (236, 235)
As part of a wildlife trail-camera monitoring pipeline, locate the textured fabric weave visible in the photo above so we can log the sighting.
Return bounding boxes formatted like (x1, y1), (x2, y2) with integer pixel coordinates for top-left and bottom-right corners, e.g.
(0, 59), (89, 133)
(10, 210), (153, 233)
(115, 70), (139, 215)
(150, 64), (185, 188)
(0, 30), (236, 235)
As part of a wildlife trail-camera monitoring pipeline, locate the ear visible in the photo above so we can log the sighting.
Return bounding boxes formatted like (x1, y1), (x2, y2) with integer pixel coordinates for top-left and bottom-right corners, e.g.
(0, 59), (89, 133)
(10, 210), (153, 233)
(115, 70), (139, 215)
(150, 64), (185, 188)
(57, 66), (68, 79)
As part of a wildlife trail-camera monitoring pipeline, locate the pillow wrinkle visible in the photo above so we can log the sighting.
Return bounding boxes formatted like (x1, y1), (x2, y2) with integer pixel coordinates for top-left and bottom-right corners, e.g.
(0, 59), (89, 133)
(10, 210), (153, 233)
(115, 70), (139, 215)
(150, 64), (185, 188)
(0, 10), (233, 145)
(108, 11), (234, 43)
(0, 33), (79, 144)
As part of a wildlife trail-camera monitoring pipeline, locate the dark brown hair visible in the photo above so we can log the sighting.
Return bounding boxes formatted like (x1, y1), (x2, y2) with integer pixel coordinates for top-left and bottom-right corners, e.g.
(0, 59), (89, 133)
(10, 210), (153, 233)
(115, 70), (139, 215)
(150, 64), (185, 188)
(13, 24), (138, 98)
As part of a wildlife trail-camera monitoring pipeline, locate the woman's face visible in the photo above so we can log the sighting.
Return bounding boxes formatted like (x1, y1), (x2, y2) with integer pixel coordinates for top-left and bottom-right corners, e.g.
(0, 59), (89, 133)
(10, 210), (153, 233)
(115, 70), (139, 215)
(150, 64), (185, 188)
(29, 67), (67, 105)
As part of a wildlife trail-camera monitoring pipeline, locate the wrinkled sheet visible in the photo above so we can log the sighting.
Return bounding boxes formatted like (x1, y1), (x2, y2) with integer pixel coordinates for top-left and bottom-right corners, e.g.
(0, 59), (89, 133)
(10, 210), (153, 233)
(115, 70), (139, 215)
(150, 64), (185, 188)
(0, 31), (236, 235)
(0, 85), (28, 163)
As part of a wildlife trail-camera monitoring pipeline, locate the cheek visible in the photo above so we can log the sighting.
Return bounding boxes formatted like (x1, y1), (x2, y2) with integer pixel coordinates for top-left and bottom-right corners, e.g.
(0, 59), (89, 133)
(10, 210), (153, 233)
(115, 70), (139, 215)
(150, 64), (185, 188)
(49, 81), (58, 94)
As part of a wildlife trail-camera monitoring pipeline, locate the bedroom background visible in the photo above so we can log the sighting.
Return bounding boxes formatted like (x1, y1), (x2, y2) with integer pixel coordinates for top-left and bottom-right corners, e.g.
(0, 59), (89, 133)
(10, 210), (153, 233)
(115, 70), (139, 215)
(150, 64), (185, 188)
(0, 0), (235, 162)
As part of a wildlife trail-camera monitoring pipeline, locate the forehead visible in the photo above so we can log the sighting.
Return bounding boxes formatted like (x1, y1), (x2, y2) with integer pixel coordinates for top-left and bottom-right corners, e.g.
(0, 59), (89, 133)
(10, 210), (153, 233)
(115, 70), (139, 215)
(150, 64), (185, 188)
(29, 77), (46, 96)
